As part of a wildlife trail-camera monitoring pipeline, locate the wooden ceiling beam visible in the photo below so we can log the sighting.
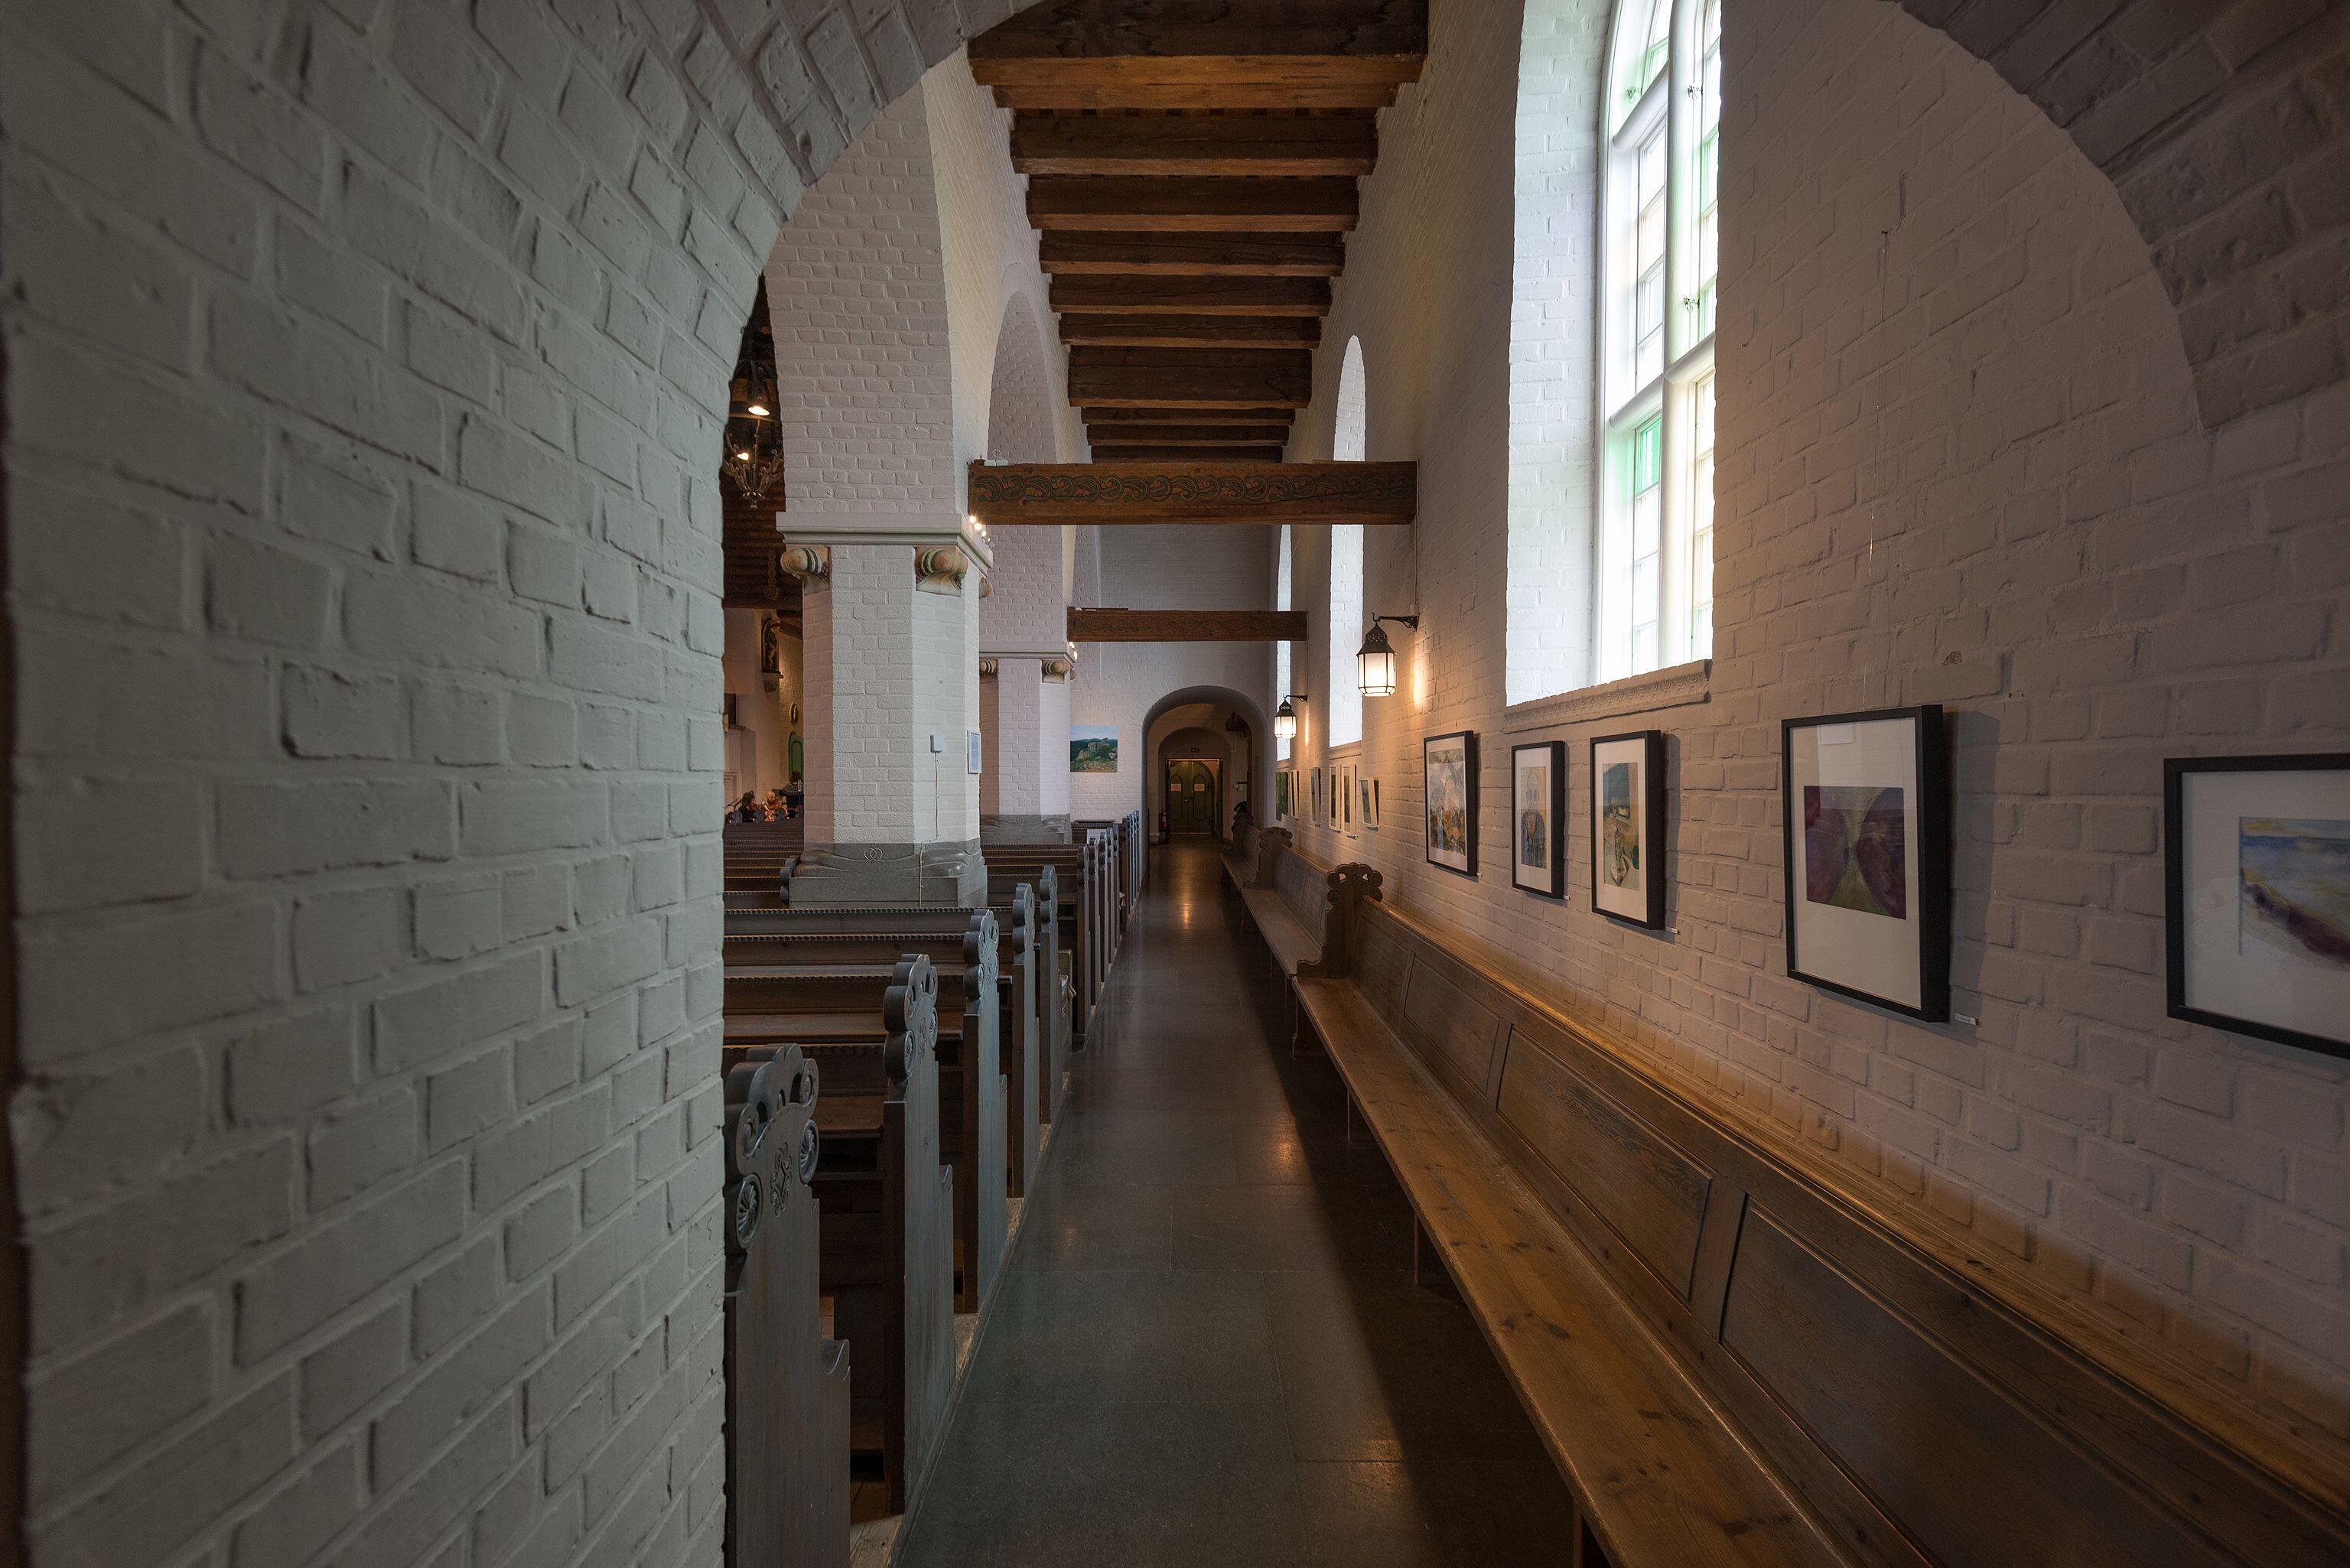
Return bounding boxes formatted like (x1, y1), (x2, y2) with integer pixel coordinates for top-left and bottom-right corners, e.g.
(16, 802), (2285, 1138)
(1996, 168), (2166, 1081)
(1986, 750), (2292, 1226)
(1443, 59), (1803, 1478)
(970, 460), (1417, 525)
(1050, 275), (1330, 317)
(985, 83), (1410, 111)
(1082, 406), (1296, 427)
(1011, 114), (1378, 177)
(1027, 177), (1358, 232)
(1040, 231), (1347, 277)
(1091, 445), (1287, 463)
(1066, 347), (1313, 409)
(1060, 314), (1320, 349)
(1086, 423), (1297, 446)
(1069, 608), (1311, 642)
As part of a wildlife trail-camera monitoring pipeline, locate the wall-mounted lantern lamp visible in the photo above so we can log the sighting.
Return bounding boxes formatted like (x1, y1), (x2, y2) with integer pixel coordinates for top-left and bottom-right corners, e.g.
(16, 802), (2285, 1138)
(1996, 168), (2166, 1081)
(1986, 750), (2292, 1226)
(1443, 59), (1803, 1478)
(1356, 616), (1419, 698)
(1274, 695), (1307, 742)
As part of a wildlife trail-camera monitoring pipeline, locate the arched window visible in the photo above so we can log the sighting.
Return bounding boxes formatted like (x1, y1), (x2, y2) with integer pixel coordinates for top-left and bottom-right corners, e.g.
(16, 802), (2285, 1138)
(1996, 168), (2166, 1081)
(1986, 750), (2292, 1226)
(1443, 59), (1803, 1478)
(1327, 339), (1367, 749)
(1509, 0), (1717, 702)
(1600, 0), (1719, 680)
(1275, 524), (1294, 760)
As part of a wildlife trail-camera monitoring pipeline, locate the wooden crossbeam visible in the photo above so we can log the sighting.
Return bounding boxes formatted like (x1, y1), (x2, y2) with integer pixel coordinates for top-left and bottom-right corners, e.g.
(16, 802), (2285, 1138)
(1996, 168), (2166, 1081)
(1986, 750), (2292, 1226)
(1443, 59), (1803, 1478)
(1060, 314), (1320, 350)
(1012, 115), (1378, 177)
(970, 460), (1416, 525)
(1050, 275), (1330, 317)
(1027, 177), (1358, 232)
(970, 1), (1427, 110)
(1040, 231), (1347, 276)
(1069, 609), (1310, 642)
(1082, 406), (1295, 427)
(1085, 423), (1295, 447)
(1067, 348), (1313, 409)
(1091, 446), (1285, 463)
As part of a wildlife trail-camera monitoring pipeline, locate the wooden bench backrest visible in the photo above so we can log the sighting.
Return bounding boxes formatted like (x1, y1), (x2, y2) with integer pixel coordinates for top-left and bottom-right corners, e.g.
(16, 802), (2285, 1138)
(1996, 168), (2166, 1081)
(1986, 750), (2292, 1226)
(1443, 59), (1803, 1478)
(1339, 888), (2346, 1568)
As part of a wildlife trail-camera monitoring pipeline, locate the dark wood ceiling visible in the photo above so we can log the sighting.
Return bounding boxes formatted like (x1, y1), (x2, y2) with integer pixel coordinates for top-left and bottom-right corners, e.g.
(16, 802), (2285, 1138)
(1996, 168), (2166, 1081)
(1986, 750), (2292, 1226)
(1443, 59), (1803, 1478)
(970, 2), (1427, 463)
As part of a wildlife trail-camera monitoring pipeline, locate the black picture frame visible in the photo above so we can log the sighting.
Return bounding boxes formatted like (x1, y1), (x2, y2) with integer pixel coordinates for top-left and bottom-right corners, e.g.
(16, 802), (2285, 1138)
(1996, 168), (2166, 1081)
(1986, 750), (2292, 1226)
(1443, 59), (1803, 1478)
(1510, 741), (1566, 898)
(1424, 730), (1479, 877)
(1589, 730), (1667, 929)
(1780, 705), (1951, 1023)
(2164, 753), (2350, 1059)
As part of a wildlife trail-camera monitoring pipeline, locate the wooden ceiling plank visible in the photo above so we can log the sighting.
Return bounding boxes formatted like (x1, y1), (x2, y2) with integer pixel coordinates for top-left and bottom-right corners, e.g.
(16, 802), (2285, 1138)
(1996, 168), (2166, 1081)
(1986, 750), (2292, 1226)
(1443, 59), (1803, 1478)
(1091, 445), (1287, 462)
(1040, 231), (1347, 277)
(1050, 275), (1331, 317)
(1011, 114), (1378, 177)
(1068, 608), (1312, 642)
(1060, 314), (1321, 349)
(1086, 423), (1299, 445)
(1082, 406), (1295, 427)
(1027, 177), (1358, 233)
(968, 0), (1430, 64)
(988, 83), (1408, 111)
(970, 460), (1417, 525)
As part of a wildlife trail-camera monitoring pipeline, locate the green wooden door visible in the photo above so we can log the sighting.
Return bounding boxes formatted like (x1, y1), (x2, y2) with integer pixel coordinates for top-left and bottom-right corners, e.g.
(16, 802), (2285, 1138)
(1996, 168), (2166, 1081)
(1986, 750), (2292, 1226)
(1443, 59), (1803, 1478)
(1167, 760), (1216, 834)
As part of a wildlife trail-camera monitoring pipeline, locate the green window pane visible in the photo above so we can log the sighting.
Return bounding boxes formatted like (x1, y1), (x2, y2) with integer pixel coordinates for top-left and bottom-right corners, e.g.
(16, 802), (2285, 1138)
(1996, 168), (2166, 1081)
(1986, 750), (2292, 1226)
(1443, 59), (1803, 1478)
(1632, 415), (1663, 494)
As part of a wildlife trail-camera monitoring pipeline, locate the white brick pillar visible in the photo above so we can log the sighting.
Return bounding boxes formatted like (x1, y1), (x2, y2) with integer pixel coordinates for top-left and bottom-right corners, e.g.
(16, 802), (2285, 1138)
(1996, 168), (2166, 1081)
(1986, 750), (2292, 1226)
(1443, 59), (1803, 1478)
(981, 654), (1073, 840)
(786, 516), (989, 906)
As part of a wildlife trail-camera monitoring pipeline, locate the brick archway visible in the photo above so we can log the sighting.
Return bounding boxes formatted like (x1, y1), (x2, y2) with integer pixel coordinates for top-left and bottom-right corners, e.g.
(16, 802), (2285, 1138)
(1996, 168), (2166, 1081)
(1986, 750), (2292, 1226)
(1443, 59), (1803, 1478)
(1882, 0), (2348, 425)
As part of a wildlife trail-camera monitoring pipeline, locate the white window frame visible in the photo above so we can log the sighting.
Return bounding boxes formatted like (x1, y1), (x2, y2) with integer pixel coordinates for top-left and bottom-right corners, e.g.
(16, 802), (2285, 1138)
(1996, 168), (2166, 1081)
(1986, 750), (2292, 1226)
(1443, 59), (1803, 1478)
(1597, 0), (1719, 685)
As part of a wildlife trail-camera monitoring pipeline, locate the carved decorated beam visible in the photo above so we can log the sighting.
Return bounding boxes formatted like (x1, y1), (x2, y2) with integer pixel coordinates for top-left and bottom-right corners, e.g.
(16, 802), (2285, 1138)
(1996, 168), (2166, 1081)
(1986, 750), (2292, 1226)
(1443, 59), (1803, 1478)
(1069, 609), (1310, 642)
(969, 461), (1416, 525)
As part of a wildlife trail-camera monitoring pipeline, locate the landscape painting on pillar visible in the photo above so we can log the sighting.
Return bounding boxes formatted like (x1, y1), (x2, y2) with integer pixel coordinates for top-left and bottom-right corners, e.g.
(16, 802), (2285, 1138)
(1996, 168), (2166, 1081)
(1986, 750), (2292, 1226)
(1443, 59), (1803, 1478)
(1512, 741), (1566, 899)
(1587, 732), (1665, 926)
(2164, 753), (2350, 1059)
(1781, 708), (1951, 1022)
(1424, 731), (1479, 877)
(1070, 724), (1119, 773)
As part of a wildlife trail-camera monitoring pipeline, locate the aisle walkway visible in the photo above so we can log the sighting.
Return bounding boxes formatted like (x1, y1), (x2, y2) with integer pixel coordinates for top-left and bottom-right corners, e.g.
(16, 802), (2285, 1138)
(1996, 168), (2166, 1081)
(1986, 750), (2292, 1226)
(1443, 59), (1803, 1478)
(900, 841), (1575, 1567)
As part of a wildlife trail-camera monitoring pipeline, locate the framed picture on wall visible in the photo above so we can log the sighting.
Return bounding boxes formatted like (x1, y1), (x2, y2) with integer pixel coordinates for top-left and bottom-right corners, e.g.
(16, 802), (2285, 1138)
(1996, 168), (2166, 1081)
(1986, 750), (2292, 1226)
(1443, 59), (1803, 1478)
(1342, 763), (1359, 837)
(1781, 706), (1950, 1022)
(1424, 730), (1479, 877)
(1512, 742), (1565, 899)
(1311, 767), (1323, 825)
(2166, 753), (2350, 1058)
(1590, 731), (1665, 926)
(1362, 773), (1378, 831)
(968, 730), (983, 776)
(1275, 770), (1292, 821)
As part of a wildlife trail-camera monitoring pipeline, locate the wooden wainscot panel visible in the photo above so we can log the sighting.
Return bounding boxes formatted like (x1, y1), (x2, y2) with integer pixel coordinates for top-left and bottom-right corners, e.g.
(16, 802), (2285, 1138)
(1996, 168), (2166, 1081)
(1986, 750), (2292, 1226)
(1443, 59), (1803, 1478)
(1493, 1013), (1714, 1303)
(1353, 911), (1413, 1018)
(1397, 944), (1504, 1108)
(1719, 1209), (2243, 1568)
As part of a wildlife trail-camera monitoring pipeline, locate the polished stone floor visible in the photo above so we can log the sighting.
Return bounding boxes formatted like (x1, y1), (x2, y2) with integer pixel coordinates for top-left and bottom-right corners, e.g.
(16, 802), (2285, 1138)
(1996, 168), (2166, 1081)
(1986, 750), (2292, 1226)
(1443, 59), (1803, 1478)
(899, 841), (1576, 1568)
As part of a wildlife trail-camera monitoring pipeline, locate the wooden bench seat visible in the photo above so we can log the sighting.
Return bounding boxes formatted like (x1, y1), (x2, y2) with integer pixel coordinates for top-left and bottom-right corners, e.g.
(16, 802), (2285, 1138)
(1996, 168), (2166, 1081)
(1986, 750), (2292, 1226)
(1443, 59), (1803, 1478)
(1291, 866), (2350, 1568)
(724, 1044), (851, 1568)
(725, 959), (952, 1518)
(727, 951), (1007, 1316)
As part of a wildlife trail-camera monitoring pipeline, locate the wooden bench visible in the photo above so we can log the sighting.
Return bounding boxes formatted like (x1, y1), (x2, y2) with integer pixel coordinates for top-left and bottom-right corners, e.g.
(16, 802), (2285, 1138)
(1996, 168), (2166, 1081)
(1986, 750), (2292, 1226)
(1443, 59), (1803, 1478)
(724, 819), (804, 897)
(738, 873), (1068, 1151)
(1223, 825), (1336, 985)
(725, 958), (952, 1518)
(1291, 867), (2350, 1568)
(724, 1043), (849, 1568)
(725, 930), (1008, 1317)
(726, 890), (1045, 1199)
(985, 845), (1102, 1056)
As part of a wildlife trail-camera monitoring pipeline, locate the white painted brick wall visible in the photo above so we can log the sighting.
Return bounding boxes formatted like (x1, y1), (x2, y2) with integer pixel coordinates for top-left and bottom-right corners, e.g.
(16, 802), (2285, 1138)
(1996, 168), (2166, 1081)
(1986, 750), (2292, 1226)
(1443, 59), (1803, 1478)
(0, 2), (999, 1565)
(1277, 0), (2350, 1458)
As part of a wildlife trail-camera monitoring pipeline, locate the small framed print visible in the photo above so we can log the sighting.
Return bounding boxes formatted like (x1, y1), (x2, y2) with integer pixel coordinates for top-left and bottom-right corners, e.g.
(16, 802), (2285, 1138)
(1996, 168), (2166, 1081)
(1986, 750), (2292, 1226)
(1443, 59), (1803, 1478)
(2166, 753), (2350, 1058)
(1512, 742), (1565, 898)
(967, 730), (984, 776)
(1275, 769), (1292, 821)
(1362, 772), (1378, 831)
(1311, 767), (1324, 825)
(1590, 732), (1665, 927)
(1341, 762), (1359, 838)
(1782, 706), (1950, 1021)
(1424, 730), (1479, 877)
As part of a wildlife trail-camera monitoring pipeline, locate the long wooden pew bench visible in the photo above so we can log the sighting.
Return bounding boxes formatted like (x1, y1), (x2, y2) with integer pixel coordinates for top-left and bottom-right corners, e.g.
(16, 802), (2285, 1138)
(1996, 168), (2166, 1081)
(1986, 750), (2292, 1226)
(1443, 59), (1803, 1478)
(1221, 828), (1340, 1036)
(724, 910), (1044, 1204)
(724, 1043), (850, 1568)
(726, 945), (1008, 1317)
(730, 875), (1069, 1155)
(723, 959), (953, 1519)
(984, 847), (1102, 1057)
(1291, 866), (2350, 1568)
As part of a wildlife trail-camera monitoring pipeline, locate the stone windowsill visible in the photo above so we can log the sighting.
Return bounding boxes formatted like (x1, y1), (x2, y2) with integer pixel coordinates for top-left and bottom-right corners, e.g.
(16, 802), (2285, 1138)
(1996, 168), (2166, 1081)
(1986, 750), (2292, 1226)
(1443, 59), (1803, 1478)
(1502, 659), (1711, 734)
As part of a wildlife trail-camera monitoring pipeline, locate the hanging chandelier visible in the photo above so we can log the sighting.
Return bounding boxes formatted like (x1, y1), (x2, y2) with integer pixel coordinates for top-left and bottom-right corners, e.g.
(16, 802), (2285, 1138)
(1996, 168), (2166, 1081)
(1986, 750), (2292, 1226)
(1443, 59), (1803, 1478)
(721, 363), (786, 503)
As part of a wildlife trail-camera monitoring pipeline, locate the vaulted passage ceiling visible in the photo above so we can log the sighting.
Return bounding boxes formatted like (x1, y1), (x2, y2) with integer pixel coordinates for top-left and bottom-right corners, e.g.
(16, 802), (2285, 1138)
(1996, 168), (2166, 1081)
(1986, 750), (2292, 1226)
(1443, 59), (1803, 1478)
(969, 2), (1427, 463)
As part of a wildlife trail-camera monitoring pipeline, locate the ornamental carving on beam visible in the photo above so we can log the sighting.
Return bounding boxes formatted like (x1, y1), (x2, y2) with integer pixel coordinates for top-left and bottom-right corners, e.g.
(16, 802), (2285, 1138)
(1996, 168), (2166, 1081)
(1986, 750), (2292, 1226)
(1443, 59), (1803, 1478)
(779, 544), (831, 585)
